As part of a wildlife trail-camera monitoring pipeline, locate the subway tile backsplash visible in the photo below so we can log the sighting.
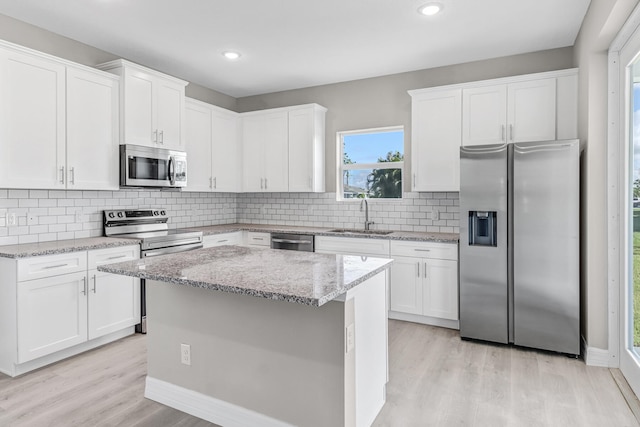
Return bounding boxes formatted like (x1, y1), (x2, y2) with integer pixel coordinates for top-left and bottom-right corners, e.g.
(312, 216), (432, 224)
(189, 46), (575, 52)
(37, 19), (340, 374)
(0, 190), (459, 246)
(237, 192), (459, 233)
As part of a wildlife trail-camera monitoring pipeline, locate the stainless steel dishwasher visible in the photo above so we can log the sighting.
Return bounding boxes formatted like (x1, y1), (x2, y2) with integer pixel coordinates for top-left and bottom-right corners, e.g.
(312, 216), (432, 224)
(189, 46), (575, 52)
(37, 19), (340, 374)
(270, 233), (314, 252)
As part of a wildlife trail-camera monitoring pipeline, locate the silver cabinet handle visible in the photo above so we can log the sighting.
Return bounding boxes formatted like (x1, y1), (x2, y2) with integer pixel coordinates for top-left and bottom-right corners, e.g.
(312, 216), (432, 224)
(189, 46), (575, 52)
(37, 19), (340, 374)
(43, 263), (68, 269)
(217, 239), (228, 243)
(412, 173), (416, 189)
(501, 125), (505, 141)
(213, 177), (217, 189)
(264, 178), (268, 189)
(107, 254), (127, 260)
(209, 177), (213, 189)
(260, 178), (264, 189)
(159, 130), (164, 144)
(81, 277), (87, 295)
(414, 248), (431, 252)
(253, 237), (264, 241)
(60, 166), (65, 184)
(69, 167), (75, 185)
(152, 130), (157, 142)
(92, 274), (97, 293)
(417, 261), (420, 278)
(424, 262), (428, 279)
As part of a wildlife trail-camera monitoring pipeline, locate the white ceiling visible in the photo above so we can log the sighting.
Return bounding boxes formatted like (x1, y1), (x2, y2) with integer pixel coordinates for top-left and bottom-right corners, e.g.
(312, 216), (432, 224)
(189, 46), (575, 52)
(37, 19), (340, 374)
(0, 0), (591, 98)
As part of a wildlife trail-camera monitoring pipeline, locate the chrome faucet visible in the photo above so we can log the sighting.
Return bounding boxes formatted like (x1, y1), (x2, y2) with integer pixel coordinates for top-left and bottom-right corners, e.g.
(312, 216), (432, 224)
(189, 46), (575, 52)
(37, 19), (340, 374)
(361, 199), (374, 231)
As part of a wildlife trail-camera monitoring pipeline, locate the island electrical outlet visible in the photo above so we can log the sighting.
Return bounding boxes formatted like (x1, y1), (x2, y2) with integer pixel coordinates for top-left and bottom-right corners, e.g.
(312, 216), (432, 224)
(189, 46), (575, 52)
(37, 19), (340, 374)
(181, 343), (191, 365)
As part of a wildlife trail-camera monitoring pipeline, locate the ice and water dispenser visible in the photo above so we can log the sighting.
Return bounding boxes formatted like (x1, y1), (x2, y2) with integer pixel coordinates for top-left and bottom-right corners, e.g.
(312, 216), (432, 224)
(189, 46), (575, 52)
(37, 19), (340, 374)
(468, 211), (497, 246)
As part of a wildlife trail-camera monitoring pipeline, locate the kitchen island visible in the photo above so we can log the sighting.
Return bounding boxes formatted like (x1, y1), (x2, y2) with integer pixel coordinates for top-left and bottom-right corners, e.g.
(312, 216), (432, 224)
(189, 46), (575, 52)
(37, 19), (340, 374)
(98, 245), (393, 427)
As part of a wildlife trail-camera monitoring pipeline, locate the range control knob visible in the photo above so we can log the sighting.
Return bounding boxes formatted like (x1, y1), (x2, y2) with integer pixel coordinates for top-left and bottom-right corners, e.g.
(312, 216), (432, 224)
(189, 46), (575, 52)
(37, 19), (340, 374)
(160, 210), (166, 216)
(117, 212), (124, 218)
(108, 212), (115, 218)
(153, 211), (159, 216)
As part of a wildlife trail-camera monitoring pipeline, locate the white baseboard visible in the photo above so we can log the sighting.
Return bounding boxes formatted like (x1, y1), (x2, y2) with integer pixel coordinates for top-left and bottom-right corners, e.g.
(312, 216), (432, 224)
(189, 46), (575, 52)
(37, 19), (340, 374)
(145, 376), (295, 427)
(582, 335), (611, 367)
(388, 311), (459, 330)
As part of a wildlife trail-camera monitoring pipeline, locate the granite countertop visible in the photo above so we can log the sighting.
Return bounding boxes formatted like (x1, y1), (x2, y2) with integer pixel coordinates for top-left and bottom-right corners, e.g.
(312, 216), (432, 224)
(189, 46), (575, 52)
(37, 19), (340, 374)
(98, 245), (393, 307)
(0, 236), (141, 259)
(187, 223), (459, 243)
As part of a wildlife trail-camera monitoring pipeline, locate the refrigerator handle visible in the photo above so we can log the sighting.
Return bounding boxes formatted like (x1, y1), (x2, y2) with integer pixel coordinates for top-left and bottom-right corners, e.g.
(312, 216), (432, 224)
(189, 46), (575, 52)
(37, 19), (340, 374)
(514, 142), (576, 154)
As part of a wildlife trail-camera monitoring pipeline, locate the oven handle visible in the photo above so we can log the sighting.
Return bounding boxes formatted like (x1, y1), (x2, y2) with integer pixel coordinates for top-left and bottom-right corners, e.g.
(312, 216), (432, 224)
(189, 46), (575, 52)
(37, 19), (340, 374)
(142, 242), (203, 257)
(169, 156), (175, 186)
(142, 237), (203, 251)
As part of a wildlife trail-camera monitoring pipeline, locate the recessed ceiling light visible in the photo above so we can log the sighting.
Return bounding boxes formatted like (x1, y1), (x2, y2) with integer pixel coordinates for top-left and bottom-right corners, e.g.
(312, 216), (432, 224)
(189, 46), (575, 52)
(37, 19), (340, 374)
(222, 51), (241, 60)
(418, 2), (443, 16)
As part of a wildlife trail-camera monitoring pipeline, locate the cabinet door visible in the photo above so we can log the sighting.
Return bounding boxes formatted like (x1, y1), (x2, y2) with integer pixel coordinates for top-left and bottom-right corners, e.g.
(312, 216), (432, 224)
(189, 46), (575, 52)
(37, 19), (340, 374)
(0, 48), (66, 189)
(87, 269), (140, 340)
(423, 258), (458, 320)
(288, 107), (315, 192)
(123, 69), (155, 146)
(185, 101), (213, 192)
(242, 115), (266, 192)
(462, 84), (507, 146)
(156, 79), (184, 149)
(17, 272), (88, 363)
(263, 111), (289, 192)
(211, 108), (240, 192)
(66, 68), (119, 190)
(507, 78), (556, 143)
(389, 256), (423, 315)
(411, 89), (461, 192)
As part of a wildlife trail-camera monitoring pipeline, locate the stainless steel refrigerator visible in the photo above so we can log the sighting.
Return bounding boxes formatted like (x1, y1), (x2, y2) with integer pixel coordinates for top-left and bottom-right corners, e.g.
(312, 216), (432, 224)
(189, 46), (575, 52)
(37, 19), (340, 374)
(459, 139), (580, 355)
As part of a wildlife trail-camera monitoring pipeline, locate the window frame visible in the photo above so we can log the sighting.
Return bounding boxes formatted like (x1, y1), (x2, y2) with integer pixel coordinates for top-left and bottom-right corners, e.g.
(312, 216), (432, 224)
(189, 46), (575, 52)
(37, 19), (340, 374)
(336, 125), (405, 201)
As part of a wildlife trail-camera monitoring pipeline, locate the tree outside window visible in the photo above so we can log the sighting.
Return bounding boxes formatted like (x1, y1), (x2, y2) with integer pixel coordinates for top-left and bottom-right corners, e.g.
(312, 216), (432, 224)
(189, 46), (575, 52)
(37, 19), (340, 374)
(338, 127), (404, 200)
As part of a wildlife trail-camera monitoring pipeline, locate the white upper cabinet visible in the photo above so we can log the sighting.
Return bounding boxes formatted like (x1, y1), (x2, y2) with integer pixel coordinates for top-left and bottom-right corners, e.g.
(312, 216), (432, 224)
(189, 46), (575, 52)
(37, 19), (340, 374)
(0, 47), (66, 189)
(410, 68), (578, 192)
(184, 98), (240, 192)
(66, 67), (119, 190)
(462, 79), (557, 146)
(242, 110), (289, 192)
(288, 105), (326, 192)
(462, 85), (507, 146)
(410, 89), (462, 192)
(241, 103), (326, 193)
(0, 41), (119, 190)
(97, 59), (187, 150)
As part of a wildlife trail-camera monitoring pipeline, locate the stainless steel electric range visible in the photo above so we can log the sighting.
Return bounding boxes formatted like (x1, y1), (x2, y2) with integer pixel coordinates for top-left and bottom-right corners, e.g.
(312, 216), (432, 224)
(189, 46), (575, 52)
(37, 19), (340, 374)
(104, 208), (203, 333)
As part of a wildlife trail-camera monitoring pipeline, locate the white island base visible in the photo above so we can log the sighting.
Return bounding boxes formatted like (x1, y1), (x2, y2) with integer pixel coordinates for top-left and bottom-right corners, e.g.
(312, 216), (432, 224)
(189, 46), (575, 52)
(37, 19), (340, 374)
(143, 271), (388, 427)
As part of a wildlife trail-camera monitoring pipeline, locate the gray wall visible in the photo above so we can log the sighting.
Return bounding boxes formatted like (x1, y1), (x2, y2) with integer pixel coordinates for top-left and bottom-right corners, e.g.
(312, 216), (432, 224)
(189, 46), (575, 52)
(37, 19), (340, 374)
(236, 47), (575, 193)
(0, 13), (237, 111)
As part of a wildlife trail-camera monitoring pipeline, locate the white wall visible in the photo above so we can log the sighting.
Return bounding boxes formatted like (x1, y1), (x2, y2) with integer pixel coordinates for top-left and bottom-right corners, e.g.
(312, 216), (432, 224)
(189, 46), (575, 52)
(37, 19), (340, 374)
(574, 0), (640, 351)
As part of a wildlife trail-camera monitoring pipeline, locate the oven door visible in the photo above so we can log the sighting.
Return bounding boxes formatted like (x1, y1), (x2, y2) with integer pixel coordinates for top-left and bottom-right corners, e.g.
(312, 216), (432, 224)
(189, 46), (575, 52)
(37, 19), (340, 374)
(120, 144), (187, 188)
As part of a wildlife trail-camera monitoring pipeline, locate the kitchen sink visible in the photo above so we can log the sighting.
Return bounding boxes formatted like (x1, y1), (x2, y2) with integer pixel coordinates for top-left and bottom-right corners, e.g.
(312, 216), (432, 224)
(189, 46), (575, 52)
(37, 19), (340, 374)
(328, 229), (393, 235)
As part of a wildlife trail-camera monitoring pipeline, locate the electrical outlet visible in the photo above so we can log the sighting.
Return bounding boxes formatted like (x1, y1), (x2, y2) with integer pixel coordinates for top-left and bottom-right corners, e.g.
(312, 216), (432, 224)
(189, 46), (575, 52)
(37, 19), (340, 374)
(27, 213), (37, 226)
(6, 213), (16, 227)
(181, 343), (191, 366)
(345, 324), (355, 353)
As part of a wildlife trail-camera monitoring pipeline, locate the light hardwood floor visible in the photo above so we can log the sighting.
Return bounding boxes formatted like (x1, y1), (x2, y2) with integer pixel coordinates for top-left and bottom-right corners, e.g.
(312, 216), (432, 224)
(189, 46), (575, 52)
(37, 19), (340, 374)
(0, 320), (638, 427)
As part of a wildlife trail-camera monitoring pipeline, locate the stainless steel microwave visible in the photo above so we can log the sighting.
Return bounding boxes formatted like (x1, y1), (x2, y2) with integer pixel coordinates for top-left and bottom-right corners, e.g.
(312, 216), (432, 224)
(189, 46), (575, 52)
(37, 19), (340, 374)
(120, 145), (187, 188)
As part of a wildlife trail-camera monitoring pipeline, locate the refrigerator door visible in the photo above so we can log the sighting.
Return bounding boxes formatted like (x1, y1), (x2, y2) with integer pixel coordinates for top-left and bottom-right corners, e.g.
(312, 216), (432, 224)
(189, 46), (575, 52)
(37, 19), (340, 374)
(512, 140), (580, 355)
(459, 143), (509, 343)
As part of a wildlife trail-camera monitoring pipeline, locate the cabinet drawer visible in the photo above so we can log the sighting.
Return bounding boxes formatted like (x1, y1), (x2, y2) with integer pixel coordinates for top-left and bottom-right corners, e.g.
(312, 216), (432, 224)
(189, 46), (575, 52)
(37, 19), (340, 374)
(246, 231), (270, 247)
(17, 252), (87, 281)
(88, 245), (140, 269)
(315, 236), (390, 256)
(390, 240), (458, 260)
(204, 231), (243, 248)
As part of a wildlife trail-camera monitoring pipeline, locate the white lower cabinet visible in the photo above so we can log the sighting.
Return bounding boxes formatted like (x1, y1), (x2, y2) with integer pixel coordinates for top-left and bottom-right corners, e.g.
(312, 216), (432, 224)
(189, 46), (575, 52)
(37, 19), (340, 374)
(1, 245), (140, 376)
(203, 231), (243, 248)
(245, 231), (271, 247)
(389, 241), (459, 329)
(17, 271), (88, 363)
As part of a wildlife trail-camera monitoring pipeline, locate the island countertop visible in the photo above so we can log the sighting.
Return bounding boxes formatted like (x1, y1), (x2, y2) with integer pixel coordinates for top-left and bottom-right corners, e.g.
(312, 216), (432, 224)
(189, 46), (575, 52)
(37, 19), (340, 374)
(97, 245), (393, 307)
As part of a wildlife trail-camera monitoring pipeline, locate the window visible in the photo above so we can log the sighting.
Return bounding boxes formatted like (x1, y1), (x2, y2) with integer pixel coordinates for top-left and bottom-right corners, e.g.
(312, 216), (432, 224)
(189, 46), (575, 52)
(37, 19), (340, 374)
(338, 126), (404, 199)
